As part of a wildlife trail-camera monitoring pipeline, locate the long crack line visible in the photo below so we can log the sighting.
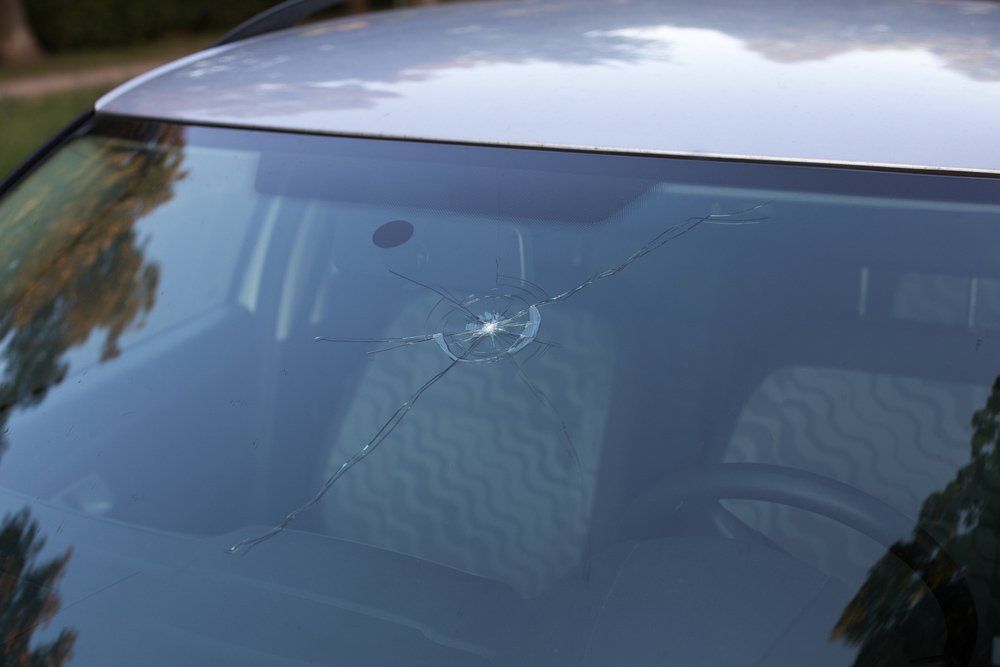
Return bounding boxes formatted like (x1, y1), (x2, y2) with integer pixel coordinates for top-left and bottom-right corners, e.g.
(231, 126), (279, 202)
(228, 202), (769, 554)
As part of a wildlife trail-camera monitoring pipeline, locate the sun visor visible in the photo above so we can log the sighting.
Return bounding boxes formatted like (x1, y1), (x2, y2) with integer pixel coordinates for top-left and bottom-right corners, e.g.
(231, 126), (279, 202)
(254, 146), (654, 226)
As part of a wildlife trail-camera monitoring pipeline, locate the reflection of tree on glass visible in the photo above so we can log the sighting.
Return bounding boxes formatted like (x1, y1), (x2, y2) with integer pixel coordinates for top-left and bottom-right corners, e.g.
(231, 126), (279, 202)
(833, 375), (1000, 665)
(0, 509), (76, 665)
(0, 122), (186, 454)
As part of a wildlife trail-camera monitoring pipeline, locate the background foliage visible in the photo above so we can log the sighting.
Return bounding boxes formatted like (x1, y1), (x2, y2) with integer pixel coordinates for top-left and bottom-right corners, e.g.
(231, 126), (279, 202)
(23, 0), (403, 52)
(24, 0), (276, 51)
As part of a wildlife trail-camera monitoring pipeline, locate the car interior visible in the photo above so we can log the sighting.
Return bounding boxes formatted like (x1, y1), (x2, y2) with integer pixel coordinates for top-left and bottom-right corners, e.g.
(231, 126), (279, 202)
(1, 124), (998, 664)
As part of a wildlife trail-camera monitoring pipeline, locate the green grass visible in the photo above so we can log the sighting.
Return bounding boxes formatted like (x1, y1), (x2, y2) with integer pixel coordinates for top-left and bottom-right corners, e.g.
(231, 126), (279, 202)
(0, 32), (224, 178)
(0, 87), (107, 178)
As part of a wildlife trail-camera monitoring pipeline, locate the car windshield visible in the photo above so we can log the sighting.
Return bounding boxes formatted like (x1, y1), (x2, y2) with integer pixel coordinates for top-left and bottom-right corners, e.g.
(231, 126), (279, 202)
(1, 116), (999, 666)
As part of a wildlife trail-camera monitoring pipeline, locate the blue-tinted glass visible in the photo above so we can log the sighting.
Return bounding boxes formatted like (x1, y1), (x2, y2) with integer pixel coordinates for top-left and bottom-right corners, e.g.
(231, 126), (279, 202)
(0, 116), (998, 665)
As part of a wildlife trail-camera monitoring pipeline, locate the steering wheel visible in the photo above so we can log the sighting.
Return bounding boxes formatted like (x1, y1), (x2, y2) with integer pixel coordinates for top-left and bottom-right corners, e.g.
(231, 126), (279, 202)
(621, 463), (978, 665)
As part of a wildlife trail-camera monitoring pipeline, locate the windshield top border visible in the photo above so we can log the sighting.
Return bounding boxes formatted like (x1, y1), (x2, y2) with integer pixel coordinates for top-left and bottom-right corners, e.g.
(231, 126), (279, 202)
(90, 112), (1000, 182)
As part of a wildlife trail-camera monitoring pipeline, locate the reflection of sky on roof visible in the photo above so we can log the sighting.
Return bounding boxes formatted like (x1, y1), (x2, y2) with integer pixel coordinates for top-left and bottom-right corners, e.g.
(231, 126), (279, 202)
(99, 0), (1000, 173)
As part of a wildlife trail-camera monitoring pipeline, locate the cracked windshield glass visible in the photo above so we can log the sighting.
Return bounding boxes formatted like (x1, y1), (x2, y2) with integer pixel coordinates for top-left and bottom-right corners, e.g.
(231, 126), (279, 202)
(1, 116), (999, 665)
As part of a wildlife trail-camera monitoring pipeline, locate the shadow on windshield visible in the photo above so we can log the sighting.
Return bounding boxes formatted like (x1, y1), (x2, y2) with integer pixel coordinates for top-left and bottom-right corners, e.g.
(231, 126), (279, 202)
(833, 374), (1000, 665)
(0, 509), (76, 665)
(0, 122), (186, 455)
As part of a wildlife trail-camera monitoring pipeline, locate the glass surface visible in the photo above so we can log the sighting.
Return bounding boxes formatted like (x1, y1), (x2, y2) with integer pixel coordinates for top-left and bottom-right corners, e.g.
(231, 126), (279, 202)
(0, 116), (999, 665)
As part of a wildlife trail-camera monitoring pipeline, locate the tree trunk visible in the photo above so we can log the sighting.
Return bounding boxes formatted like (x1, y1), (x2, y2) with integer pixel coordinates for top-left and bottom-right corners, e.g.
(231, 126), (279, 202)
(0, 0), (43, 66)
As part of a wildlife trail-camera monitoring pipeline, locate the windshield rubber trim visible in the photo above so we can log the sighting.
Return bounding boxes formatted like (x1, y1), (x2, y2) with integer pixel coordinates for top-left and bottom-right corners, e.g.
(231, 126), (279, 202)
(88, 111), (1000, 181)
(0, 110), (95, 199)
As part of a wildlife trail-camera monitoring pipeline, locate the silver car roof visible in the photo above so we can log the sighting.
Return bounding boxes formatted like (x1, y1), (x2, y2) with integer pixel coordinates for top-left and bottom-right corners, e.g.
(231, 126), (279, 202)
(97, 0), (1000, 174)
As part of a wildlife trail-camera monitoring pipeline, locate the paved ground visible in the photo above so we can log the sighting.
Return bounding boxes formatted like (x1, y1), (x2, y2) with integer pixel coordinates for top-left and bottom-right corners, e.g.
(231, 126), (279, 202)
(0, 59), (165, 99)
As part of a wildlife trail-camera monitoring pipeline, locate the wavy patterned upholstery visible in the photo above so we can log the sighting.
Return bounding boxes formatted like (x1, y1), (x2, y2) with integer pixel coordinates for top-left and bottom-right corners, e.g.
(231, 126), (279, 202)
(724, 366), (988, 583)
(319, 297), (613, 596)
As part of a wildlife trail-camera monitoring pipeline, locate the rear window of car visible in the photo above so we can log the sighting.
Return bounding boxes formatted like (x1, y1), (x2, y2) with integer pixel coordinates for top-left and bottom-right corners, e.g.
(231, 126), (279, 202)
(0, 115), (998, 665)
